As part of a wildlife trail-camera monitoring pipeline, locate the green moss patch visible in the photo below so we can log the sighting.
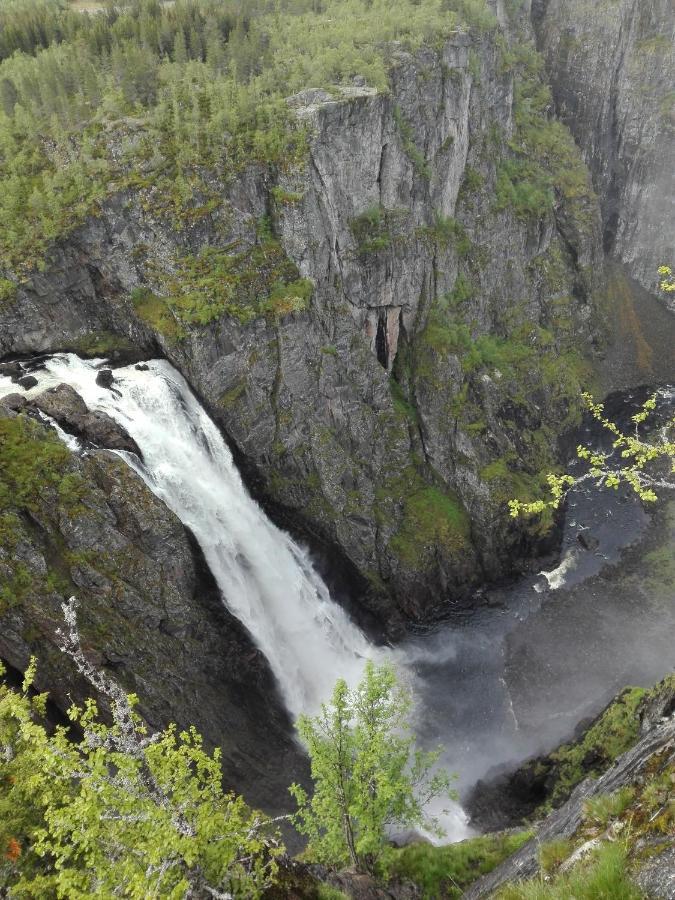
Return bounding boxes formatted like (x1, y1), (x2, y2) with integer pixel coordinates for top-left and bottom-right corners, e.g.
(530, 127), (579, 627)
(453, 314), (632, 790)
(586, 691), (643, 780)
(390, 484), (471, 568)
(391, 830), (532, 899)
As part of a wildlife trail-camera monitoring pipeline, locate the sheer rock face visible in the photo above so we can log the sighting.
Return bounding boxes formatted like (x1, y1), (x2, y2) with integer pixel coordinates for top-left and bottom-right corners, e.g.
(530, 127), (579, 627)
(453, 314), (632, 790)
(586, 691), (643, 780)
(0, 27), (604, 627)
(535, 0), (675, 294)
(0, 406), (305, 815)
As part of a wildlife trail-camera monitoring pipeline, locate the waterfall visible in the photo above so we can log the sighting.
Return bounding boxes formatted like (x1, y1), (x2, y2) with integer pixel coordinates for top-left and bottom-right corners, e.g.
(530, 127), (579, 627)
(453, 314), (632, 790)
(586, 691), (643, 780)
(1, 352), (471, 841)
(5, 354), (377, 717)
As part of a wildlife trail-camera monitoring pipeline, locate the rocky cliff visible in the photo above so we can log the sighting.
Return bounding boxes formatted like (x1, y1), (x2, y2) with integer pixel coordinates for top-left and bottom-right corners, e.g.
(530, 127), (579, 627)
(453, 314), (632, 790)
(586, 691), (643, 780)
(535, 0), (675, 296)
(0, 399), (305, 815)
(0, 17), (605, 627)
(464, 674), (675, 898)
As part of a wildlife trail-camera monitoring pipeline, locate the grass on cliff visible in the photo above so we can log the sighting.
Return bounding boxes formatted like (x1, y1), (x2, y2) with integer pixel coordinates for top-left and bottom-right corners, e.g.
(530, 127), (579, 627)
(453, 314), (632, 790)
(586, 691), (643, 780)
(0, 414), (84, 611)
(496, 843), (642, 900)
(543, 687), (646, 809)
(0, 0), (498, 275)
(391, 830), (532, 899)
(495, 41), (596, 232)
(133, 232), (313, 337)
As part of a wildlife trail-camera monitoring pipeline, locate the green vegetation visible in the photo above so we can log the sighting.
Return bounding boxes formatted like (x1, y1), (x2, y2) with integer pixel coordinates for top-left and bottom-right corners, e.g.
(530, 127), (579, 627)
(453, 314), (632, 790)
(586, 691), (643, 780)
(417, 212), (472, 255)
(539, 839), (573, 874)
(291, 661), (454, 876)
(132, 235), (313, 336)
(0, 635), (282, 897)
(349, 205), (408, 255)
(271, 185), (305, 206)
(584, 787), (636, 826)
(0, 0), (498, 275)
(390, 484), (471, 565)
(0, 414), (87, 610)
(0, 278), (17, 305)
(391, 830), (532, 898)
(0, 414), (79, 515)
(544, 687), (646, 808)
(495, 42), (595, 230)
(71, 330), (138, 357)
(393, 104), (431, 179)
(497, 843), (643, 900)
(510, 390), (675, 518)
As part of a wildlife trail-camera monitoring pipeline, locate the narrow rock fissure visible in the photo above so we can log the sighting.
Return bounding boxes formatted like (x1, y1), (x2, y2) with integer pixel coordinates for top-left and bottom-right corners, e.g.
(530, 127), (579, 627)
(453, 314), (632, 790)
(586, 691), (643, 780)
(375, 311), (388, 369)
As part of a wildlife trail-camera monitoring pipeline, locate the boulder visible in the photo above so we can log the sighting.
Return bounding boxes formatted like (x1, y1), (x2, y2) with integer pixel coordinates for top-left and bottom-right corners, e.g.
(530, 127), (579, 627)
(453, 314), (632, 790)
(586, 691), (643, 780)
(0, 393), (27, 412)
(32, 383), (140, 456)
(95, 368), (114, 388)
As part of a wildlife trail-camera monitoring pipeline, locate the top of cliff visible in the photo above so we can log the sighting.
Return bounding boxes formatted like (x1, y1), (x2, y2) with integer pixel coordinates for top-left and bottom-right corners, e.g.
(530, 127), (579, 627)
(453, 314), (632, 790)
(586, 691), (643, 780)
(0, 0), (501, 280)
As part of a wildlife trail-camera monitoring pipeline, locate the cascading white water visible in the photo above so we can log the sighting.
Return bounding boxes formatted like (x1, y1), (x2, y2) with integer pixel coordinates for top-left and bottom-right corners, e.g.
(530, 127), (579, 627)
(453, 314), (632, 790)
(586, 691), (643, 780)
(1, 352), (471, 841)
(5, 354), (377, 716)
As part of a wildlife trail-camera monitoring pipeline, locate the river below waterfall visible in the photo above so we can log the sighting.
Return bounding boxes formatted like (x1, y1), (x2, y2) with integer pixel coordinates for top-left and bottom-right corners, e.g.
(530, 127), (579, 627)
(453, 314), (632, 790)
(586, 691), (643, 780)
(1, 355), (673, 843)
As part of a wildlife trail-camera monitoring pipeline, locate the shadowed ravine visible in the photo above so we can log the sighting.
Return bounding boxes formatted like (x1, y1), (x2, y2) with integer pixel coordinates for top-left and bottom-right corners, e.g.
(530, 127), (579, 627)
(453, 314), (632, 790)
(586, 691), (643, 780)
(1, 356), (673, 844)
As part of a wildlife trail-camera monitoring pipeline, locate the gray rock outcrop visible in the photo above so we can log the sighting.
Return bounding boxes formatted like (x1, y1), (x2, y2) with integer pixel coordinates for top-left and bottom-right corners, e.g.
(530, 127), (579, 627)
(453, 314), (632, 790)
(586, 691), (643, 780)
(32, 383), (141, 455)
(535, 0), (675, 295)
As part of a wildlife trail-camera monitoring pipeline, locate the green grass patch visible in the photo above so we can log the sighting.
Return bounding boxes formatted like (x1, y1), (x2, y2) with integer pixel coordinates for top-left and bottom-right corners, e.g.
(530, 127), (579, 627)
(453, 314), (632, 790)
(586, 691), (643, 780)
(496, 842), (642, 900)
(391, 830), (532, 899)
(539, 839), (573, 875)
(390, 484), (471, 566)
(584, 787), (636, 827)
(270, 185), (304, 206)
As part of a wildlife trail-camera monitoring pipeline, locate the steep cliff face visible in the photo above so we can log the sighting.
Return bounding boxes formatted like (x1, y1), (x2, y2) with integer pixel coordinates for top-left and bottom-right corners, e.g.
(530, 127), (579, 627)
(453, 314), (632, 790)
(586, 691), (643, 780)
(0, 402), (304, 814)
(535, 0), (675, 295)
(0, 23), (603, 626)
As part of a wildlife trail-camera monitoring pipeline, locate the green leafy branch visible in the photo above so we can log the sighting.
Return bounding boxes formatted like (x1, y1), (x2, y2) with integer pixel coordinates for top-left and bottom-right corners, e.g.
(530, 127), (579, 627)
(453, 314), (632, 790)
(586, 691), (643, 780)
(509, 391), (675, 518)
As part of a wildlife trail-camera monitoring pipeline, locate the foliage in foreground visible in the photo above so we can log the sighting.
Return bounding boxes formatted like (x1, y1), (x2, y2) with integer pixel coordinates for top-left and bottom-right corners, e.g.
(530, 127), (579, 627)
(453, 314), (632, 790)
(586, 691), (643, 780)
(0, 597), (283, 899)
(390, 829), (532, 899)
(290, 661), (454, 876)
(510, 269), (675, 518)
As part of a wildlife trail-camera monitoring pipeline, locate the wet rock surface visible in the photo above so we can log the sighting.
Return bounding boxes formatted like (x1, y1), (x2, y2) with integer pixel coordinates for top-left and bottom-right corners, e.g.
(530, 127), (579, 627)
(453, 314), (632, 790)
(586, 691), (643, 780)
(31, 383), (141, 455)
